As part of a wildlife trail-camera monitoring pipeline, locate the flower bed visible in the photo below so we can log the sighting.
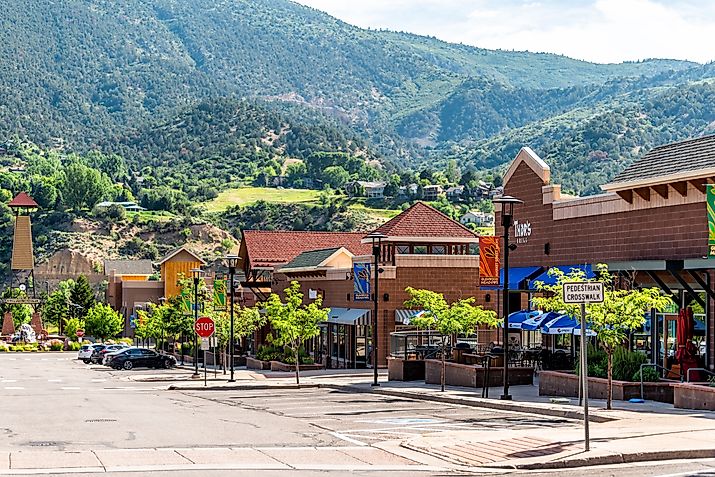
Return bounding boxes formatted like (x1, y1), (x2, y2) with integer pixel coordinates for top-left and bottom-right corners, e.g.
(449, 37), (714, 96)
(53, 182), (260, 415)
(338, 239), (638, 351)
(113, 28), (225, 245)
(245, 356), (271, 370)
(424, 359), (533, 388)
(673, 383), (715, 411)
(539, 370), (674, 403)
(269, 361), (324, 372)
(388, 357), (425, 381)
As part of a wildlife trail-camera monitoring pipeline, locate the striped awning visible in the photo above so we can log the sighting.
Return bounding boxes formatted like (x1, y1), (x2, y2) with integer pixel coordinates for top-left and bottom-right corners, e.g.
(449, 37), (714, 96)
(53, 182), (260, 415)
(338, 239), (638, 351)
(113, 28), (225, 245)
(325, 308), (371, 326)
(395, 309), (424, 325)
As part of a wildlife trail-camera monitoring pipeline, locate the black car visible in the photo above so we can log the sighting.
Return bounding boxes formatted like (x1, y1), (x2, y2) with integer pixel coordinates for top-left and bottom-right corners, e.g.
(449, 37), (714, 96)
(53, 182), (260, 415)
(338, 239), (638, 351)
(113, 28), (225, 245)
(109, 348), (176, 370)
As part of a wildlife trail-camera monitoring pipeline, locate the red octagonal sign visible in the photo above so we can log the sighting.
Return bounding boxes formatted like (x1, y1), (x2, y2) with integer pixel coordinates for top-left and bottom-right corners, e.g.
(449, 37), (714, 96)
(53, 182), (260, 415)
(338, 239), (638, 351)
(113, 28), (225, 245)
(194, 316), (215, 338)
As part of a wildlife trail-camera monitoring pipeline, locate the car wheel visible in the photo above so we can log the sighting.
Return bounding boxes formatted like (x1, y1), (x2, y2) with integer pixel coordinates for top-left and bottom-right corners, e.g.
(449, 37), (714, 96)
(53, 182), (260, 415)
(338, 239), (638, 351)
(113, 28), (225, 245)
(123, 360), (133, 370)
(163, 359), (172, 369)
(82, 359), (90, 364)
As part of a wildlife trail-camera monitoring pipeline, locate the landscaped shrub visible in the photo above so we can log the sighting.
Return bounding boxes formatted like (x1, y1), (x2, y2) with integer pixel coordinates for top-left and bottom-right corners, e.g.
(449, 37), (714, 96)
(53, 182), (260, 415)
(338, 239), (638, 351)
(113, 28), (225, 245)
(612, 347), (647, 382)
(0, 344), (8, 352)
(632, 366), (659, 382)
(48, 339), (64, 351)
(256, 344), (282, 362)
(68, 341), (81, 351)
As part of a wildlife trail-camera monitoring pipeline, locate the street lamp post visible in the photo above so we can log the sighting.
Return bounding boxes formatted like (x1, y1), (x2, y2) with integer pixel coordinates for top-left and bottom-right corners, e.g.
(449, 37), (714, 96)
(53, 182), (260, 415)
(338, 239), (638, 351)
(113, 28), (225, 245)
(191, 268), (204, 379)
(366, 231), (387, 387)
(492, 195), (523, 401)
(225, 255), (239, 383)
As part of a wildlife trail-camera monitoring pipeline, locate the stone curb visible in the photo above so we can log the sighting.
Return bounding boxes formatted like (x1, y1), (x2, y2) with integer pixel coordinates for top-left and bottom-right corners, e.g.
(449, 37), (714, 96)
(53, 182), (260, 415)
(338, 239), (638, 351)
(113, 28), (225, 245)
(492, 448), (715, 470)
(320, 384), (615, 423)
(168, 383), (321, 391)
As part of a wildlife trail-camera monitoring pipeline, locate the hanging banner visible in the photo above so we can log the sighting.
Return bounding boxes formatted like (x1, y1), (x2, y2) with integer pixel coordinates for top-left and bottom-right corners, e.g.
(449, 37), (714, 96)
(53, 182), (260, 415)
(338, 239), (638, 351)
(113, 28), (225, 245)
(213, 273), (227, 311)
(180, 287), (192, 315)
(353, 262), (371, 301)
(709, 185), (715, 256)
(479, 236), (501, 287)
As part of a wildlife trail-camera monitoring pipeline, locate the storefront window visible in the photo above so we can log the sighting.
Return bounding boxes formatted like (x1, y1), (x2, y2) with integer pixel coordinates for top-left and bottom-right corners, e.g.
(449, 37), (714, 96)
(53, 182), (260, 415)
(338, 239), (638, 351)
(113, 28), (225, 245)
(413, 245), (427, 254)
(396, 245), (410, 254)
(431, 245), (446, 254)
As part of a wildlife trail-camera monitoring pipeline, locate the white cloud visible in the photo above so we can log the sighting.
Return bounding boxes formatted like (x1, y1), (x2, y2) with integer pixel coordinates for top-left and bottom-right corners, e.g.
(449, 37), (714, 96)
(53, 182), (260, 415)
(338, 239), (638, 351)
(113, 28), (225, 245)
(292, 0), (715, 63)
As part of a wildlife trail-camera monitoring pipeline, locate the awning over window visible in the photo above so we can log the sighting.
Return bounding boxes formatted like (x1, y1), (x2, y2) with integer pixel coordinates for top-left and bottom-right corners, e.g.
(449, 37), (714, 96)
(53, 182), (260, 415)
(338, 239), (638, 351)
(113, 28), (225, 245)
(325, 308), (371, 326)
(531, 264), (594, 287)
(483, 266), (543, 290)
(395, 309), (424, 325)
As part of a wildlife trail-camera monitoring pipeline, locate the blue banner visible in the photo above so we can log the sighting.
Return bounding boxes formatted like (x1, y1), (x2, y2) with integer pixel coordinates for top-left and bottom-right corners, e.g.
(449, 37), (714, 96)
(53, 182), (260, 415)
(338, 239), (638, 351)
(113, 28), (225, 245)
(353, 263), (371, 301)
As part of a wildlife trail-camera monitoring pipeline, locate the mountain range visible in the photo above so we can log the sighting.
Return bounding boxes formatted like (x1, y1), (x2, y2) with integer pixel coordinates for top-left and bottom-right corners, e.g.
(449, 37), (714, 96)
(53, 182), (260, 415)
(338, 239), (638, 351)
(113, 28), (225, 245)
(1, 0), (714, 194)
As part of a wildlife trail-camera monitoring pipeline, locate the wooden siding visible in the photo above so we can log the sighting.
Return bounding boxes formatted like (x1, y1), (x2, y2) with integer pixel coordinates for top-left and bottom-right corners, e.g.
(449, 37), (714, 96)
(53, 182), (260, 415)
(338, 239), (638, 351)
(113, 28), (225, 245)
(162, 260), (201, 298)
(11, 215), (34, 270)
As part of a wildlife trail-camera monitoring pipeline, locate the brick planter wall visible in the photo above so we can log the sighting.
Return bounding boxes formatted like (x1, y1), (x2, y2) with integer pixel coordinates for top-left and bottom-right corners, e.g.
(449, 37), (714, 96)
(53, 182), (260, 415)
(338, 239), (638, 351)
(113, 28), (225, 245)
(674, 383), (715, 410)
(388, 357), (425, 381)
(269, 361), (324, 372)
(424, 360), (533, 388)
(245, 356), (271, 370)
(539, 370), (674, 403)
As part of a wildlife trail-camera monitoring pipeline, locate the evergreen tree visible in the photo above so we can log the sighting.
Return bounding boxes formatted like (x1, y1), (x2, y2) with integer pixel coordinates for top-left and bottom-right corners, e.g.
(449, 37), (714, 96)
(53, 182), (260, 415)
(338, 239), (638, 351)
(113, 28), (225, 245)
(70, 275), (95, 319)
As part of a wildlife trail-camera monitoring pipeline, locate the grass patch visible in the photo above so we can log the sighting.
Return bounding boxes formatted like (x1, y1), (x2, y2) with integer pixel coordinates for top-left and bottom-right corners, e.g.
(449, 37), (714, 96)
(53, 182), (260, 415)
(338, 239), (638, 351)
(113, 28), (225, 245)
(126, 210), (175, 221)
(204, 187), (322, 212)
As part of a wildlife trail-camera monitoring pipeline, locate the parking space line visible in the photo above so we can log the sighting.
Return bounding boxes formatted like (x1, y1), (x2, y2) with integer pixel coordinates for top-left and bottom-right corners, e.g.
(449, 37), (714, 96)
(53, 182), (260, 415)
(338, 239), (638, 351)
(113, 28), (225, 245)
(4, 386), (23, 390)
(61, 387), (81, 390)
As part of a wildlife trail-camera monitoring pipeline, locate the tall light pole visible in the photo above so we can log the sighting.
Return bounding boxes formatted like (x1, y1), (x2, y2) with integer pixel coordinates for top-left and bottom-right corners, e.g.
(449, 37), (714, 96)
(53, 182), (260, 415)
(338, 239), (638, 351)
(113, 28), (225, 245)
(366, 231), (387, 387)
(225, 255), (239, 383)
(191, 267), (204, 379)
(493, 195), (523, 401)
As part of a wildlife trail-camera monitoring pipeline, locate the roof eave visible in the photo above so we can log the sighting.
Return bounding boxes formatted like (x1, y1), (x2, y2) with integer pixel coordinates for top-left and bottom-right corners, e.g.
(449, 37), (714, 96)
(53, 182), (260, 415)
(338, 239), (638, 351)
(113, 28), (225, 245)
(602, 167), (715, 192)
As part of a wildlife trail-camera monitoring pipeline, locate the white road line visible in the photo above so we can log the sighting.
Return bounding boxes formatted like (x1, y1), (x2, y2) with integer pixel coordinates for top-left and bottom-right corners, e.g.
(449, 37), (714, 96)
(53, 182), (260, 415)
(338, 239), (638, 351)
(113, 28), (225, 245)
(4, 386), (24, 390)
(8, 358), (16, 361)
(48, 379), (62, 382)
(91, 379), (107, 383)
(330, 431), (369, 446)
(61, 387), (81, 390)
(1, 379), (17, 383)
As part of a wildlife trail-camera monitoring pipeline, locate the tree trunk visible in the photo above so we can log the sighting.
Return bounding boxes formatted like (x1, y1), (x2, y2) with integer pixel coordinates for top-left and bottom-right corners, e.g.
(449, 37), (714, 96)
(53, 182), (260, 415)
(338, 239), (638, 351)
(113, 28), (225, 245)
(295, 348), (300, 386)
(607, 350), (613, 410)
(441, 337), (446, 392)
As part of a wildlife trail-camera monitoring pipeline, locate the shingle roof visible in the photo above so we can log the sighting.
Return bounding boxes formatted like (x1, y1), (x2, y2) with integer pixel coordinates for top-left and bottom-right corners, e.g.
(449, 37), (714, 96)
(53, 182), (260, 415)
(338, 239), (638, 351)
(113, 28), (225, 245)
(371, 202), (478, 239)
(242, 231), (371, 269)
(104, 260), (154, 276)
(8, 192), (39, 208)
(280, 247), (344, 271)
(610, 135), (715, 185)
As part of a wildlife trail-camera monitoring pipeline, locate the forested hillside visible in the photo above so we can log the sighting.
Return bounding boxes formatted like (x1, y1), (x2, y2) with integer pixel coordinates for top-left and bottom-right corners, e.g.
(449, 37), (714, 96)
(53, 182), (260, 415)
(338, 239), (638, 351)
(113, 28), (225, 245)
(0, 0), (712, 194)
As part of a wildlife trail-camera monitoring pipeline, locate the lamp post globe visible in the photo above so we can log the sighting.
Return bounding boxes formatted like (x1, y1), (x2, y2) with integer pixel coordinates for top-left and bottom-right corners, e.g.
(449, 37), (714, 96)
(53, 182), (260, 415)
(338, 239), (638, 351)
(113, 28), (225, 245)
(492, 195), (523, 401)
(224, 254), (240, 383)
(365, 231), (387, 387)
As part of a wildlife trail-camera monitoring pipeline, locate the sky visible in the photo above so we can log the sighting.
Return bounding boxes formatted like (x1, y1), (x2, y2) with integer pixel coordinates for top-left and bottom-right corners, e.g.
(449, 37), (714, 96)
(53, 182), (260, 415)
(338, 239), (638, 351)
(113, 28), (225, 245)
(292, 0), (715, 64)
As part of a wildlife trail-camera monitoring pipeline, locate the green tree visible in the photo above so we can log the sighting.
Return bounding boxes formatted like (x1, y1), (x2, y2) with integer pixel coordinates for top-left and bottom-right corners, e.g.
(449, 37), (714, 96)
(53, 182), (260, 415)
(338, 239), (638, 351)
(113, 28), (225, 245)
(42, 279), (75, 328)
(70, 275), (96, 319)
(404, 287), (498, 392)
(445, 159), (461, 184)
(0, 288), (32, 329)
(63, 317), (84, 341)
(85, 303), (124, 341)
(264, 281), (328, 384)
(61, 161), (112, 210)
(322, 165), (350, 189)
(532, 265), (670, 409)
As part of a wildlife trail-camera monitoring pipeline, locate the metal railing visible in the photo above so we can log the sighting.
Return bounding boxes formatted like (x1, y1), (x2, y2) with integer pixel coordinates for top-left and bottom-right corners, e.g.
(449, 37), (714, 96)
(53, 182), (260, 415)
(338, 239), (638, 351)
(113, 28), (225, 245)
(686, 367), (715, 383)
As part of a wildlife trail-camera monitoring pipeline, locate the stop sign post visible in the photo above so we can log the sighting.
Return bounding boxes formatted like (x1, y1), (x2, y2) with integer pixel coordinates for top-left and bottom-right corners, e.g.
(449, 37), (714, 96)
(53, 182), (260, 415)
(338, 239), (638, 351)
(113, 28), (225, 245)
(195, 317), (215, 338)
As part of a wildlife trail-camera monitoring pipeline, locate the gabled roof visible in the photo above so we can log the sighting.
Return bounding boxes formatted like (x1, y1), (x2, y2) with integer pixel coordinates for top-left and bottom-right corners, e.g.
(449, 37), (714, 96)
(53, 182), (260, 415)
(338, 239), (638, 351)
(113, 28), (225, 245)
(503, 147), (550, 186)
(279, 247), (354, 273)
(369, 202), (478, 241)
(241, 230), (371, 270)
(8, 192), (38, 208)
(604, 135), (715, 190)
(158, 246), (207, 265)
(104, 259), (154, 276)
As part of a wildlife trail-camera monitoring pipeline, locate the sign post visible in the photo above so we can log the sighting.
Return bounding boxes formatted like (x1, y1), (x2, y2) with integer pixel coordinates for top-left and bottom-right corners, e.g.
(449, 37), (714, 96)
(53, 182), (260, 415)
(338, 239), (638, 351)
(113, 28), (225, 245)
(563, 281), (604, 452)
(195, 317), (215, 388)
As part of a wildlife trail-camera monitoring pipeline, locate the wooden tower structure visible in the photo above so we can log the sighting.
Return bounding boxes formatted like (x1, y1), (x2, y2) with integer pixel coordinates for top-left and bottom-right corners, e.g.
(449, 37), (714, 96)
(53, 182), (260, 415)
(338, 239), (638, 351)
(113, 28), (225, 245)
(8, 192), (38, 295)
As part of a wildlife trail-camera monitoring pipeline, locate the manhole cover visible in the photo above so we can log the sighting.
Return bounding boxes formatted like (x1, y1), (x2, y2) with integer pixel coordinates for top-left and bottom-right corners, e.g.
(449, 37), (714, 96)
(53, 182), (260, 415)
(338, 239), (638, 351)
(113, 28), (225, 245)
(85, 418), (118, 423)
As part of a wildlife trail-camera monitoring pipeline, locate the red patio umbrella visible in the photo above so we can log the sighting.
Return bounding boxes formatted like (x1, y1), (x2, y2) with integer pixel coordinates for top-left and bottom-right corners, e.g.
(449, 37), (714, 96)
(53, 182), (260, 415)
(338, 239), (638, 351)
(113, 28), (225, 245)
(676, 307), (698, 380)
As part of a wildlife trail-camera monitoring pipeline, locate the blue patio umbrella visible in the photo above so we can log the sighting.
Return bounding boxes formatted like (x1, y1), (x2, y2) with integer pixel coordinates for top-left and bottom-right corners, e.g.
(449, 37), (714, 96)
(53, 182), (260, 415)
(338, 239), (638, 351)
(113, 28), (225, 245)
(501, 310), (541, 329)
(521, 311), (562, 331)
(541, 315), (579, 335)
(573, 322), (597, 337)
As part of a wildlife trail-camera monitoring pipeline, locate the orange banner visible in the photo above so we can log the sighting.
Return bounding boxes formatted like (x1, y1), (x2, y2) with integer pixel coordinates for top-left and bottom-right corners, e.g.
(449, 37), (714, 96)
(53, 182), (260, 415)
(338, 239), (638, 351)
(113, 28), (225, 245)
(479, 236), (500, 287)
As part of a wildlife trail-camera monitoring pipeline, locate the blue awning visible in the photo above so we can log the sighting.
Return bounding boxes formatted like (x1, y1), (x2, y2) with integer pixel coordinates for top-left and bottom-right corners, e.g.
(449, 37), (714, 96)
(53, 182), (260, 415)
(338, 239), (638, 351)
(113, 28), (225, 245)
(483, 266), (543, 290)
(326, 308), (371, 326)
(530, 264), (594, 288)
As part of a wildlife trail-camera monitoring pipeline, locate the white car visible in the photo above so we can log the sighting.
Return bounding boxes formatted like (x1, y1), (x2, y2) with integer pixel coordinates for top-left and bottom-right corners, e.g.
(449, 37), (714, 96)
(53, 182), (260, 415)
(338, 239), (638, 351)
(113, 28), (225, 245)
(77, 343), (103, 364)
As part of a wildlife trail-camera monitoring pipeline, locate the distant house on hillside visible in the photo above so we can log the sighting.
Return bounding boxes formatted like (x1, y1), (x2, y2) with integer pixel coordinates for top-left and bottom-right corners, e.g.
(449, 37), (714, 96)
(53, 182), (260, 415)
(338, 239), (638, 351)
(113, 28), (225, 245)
(397, 183), (419, 198)
(345, 181), (387, 199)
(423, 185), (444, 201)
(460, 210), (494, 227)
(96, 201), (146, 212)
(446, 186), (464, 201)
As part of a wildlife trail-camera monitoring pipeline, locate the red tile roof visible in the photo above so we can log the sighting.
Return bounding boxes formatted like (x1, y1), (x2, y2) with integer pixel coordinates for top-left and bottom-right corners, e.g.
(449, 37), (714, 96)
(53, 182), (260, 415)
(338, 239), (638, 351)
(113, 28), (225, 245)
(371, 201), (477, 239)
(241, 230), (371, 269)
(8, 192), (38, 208)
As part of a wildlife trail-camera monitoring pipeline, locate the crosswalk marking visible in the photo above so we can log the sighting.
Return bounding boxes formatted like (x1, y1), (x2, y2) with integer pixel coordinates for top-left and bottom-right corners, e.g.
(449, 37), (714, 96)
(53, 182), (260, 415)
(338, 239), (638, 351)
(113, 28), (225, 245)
(4, 386), (24, 390)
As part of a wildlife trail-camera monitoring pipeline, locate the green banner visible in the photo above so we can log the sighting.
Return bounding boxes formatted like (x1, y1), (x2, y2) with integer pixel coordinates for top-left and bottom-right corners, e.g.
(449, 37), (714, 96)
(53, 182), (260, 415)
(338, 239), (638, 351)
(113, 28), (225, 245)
(181, 287), (192, 315)
(709, 185), (715, 256)
(213, 276), (227, 311)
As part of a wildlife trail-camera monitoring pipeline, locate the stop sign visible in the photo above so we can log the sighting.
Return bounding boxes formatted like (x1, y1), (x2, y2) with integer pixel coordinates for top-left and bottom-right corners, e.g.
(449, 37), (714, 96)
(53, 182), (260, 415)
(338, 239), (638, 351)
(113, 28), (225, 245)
(194, 317), (215, 338)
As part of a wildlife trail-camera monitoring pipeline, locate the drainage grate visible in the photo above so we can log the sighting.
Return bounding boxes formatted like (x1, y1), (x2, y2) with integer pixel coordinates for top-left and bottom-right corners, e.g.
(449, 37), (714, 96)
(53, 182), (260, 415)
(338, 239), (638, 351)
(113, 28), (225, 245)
(27, 441), (58, 447)
(84, 418), (118, 423)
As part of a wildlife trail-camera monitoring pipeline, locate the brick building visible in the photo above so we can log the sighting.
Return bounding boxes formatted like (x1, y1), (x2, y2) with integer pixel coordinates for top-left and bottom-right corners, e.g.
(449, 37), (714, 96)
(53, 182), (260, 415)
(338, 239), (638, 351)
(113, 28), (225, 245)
(270, 202), (498, 368)
(497, 138), (715, 370)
